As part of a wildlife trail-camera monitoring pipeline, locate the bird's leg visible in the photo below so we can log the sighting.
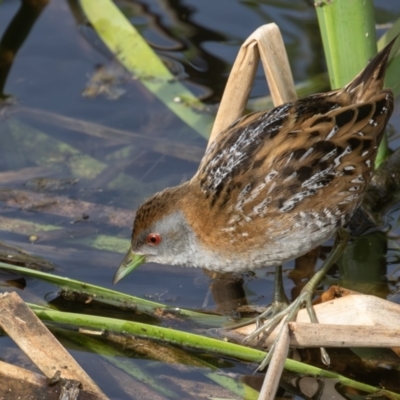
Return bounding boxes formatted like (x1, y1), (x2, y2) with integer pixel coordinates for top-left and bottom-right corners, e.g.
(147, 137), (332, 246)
(226, 265), (289, 331)
(255, 265), (289, 328)
(246, 227), (350, 368)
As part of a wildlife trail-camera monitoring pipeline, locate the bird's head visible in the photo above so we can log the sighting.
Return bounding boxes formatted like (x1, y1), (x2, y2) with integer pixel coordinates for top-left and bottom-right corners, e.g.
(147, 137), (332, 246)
(113, 184), (196, 284)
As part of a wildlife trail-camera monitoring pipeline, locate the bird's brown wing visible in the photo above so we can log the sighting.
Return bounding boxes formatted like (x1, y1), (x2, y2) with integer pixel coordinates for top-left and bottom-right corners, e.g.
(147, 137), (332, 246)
(194, 90), (392, 225)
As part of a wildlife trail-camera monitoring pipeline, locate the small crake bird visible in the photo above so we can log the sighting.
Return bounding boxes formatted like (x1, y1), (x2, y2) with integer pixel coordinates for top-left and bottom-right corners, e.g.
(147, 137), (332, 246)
(114, 38), (396, 364)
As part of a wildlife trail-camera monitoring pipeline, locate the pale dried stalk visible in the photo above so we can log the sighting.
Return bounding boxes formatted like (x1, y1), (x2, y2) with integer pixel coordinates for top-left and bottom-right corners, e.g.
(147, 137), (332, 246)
(0, 292), (108, 400)
(258, 325), (290, 400)
(208, 23), (296, 147)
(255, 293), (400, 400)
(233, 294), (400, 349)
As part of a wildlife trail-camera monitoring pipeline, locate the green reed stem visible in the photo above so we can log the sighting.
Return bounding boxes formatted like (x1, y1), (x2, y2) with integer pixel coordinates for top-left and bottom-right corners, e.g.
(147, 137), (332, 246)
(316, 0), (377, 90)
(315, 0), (390, 167)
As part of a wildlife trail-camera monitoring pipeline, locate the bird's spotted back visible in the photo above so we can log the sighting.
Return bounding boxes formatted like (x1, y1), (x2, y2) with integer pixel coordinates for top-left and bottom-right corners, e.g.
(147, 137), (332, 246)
(196, 40), (395, 226)
(197, 93), (392, 218)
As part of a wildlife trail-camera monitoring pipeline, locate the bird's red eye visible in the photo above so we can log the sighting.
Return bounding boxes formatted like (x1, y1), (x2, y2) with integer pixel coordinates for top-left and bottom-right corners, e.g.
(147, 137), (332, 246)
(146, 233), (162, 246)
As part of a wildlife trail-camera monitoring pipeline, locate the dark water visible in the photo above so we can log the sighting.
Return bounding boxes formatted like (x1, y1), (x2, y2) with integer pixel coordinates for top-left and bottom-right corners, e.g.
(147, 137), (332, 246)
(1, 1), (400, 399)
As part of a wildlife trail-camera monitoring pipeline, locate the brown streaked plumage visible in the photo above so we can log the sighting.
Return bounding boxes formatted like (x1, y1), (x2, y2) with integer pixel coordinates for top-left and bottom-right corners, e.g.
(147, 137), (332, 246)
(114, 38), (395, 284)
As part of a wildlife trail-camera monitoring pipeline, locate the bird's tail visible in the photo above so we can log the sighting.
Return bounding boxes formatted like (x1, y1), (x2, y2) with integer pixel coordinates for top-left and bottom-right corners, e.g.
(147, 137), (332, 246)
(345, 36), (397, 102)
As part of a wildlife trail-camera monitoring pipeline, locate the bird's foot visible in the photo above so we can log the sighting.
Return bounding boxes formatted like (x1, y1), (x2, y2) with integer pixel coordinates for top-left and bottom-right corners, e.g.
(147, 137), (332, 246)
(227, 289), (289, 332)
(253, 298), (289, 329)
(248, 286), (330, 371)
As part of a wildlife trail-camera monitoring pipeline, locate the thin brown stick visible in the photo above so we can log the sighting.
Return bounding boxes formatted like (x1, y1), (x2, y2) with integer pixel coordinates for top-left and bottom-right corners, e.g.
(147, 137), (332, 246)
(0, 188), (133, 227)
(17, 106), (204, 163)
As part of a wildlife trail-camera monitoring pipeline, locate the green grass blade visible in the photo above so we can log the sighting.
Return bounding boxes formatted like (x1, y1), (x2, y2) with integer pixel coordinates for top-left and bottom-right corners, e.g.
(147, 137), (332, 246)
(79, 0), (213, 138)
(0, 263), (227, 325)
(33, 307), (265, 362)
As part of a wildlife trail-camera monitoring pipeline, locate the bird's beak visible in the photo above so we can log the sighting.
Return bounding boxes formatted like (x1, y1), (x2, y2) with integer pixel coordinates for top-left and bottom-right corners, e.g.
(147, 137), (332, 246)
(113, 248), (145, 284)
